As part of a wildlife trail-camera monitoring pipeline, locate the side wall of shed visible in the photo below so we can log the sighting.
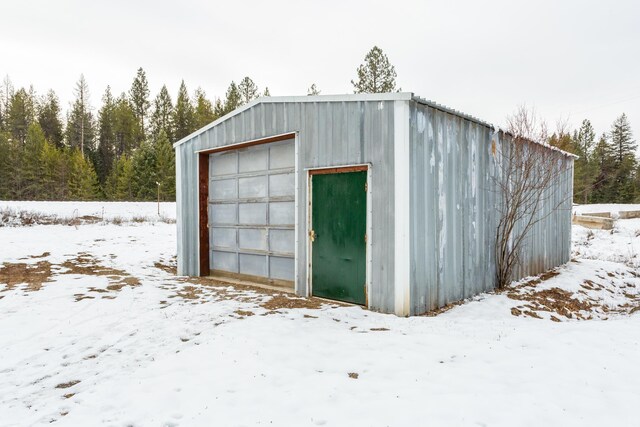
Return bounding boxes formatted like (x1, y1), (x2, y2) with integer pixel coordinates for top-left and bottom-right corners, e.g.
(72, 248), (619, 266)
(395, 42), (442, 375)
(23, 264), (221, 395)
(176, 100), (397, 313)
(408, 101), (573, 315)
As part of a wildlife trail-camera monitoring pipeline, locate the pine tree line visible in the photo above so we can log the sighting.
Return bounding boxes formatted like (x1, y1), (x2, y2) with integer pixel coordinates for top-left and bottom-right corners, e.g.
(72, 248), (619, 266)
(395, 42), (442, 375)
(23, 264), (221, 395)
(0, 70), (265, 201)
(1, 47), (635, 204)
(550, 115), (640, 203)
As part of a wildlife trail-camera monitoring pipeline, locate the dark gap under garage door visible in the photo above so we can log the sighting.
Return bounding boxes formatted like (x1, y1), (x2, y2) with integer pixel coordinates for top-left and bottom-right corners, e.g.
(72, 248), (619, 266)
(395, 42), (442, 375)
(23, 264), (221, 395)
(208, 138), (295, 288)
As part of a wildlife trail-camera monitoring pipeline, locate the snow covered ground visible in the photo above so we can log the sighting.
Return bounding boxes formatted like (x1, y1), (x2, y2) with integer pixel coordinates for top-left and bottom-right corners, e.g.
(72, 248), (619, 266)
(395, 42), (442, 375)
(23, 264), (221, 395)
(572, 206), (640, 268)
(0, 203), (639, 426)
(573, 203), (640, 216)
(0, 201), (176, 225)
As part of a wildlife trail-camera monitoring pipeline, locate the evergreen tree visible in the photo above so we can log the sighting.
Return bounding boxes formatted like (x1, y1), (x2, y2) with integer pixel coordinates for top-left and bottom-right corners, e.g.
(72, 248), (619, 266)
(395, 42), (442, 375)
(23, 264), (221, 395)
(150, 85), (174, 142)
(193, 88), (215, 129)
(571, 120), (597, 203)
(113, 93), (140, 156)
(548, 132), (574, 153)
(223, 82), (242, 114)
(307, 84), (321, 96)
(574, 119), (596, 159)
(21, 123), (47, 199)
(96, 86), (117, 184)
(263, 87), (271, 97)
(590, 134), (616, 203)
(105, 155), (134, 200)
(213, 98), (225, 119)
(608, 114), (637, 202)
(238, 77), (259, 104)
(155, 130), (176, 201)
(66, 75), (94, 157)
(40, 139), (68, 200)
(129, 67), (150, 140)
(173, 80), (195, 141)
(7, 88), (36, 144)
(67, 148), (99, 199)
(351, 46), (399, 93)
(38, 90), (64, 148)
(131, 141), (157, 200)
(0, 131), (12, 198)
(0, 75), (15, 131)
(609, 113), (636, 164)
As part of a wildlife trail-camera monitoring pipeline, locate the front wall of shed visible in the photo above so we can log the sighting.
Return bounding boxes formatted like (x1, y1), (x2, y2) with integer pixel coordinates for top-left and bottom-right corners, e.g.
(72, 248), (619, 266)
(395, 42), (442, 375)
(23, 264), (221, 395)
(177, 101), (396, 313)
(409, 102), (573, 315)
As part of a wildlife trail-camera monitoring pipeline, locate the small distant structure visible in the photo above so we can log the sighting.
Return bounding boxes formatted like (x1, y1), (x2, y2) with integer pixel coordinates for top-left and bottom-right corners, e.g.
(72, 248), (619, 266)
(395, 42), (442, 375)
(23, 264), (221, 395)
(573, 209), (640, 230)
(173, 93), (574, 316)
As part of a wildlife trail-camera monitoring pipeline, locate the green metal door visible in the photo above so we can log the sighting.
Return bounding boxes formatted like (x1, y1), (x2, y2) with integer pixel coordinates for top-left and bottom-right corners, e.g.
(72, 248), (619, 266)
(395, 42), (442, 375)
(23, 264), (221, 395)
(311, 170), (367, 305)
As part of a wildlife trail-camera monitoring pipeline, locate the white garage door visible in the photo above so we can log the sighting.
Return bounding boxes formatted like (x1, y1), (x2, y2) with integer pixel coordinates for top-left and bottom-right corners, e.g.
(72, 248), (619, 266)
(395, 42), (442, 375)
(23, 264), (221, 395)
(208, 139), (295, 285)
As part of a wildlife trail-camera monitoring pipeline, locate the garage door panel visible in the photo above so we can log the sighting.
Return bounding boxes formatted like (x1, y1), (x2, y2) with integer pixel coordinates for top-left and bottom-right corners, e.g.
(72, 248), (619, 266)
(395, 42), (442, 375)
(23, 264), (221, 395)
(211, 227), (236, 249)
(269, 229), (295, 254)
(239, 254), (267, 277)
(238, 203), (267, 225)
(211, 151), (237, 176)
(211, 178), (237, 200)
(209, 138), (294, 284)
(269, 142), (295, 169)
(269, 202), (295, 225)
(239, 176), (267, 198)
(270, 256), (294, 281)
(211, 204), (236, 225)
(239, 228), (268, 251)
(212, 250), (237, 272)
(269, 173), (294, 197)
(239, 147), (268, 172)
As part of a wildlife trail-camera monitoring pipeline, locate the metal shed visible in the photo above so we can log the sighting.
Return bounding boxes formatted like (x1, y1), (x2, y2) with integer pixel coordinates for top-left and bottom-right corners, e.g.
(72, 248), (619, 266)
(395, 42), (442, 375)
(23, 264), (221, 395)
(174, 93), (574, 316)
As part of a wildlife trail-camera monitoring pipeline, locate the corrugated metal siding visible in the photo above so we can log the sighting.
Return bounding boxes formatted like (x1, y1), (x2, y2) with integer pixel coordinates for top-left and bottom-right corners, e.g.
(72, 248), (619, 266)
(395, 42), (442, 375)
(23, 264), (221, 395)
(176, 100), (396, 313)
(409, 101), (573, 315)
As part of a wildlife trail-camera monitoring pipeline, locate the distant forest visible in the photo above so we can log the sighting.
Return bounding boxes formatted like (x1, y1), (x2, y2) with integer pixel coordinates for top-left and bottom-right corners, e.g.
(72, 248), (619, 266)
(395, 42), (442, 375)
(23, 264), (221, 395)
(0, 46), (638, 203)
(0, 69), (268, 202)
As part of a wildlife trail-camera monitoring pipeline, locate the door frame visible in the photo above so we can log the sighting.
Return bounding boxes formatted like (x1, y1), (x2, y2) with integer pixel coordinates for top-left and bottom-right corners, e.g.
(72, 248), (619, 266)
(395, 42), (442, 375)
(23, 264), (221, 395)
(195, 132), (299, 280)
(305, 164), (372, 307)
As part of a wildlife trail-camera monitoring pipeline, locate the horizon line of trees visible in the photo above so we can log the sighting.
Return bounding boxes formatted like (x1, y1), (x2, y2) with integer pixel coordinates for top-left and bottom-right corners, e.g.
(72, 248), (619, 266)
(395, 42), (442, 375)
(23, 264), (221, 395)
(0, 69), (270, 201)
(0, 46), (638, 203)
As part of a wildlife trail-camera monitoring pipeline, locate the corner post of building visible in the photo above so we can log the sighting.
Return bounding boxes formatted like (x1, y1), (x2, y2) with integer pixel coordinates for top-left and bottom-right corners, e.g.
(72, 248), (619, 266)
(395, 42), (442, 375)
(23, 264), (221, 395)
(394, 99), (411, 316)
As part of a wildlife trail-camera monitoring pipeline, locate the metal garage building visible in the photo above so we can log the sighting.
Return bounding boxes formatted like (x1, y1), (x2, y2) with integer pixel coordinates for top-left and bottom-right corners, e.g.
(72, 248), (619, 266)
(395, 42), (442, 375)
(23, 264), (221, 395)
(174, 93), (574, 316)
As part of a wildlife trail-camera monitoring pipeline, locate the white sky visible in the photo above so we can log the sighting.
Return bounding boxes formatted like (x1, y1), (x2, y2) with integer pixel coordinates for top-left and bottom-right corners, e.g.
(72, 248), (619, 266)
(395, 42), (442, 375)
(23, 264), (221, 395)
(2, 0), (639, 143)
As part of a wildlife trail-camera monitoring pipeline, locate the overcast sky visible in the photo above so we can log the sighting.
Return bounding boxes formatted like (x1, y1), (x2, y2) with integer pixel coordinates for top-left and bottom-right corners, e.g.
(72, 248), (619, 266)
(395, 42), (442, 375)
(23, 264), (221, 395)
(2, 0), (639, 142)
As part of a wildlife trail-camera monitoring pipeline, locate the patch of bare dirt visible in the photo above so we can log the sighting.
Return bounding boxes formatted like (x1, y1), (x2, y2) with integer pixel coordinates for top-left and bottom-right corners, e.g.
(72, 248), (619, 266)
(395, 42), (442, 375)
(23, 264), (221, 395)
(506, 267), (640, 320)
(55, 380), (80, 389)
(260, 294), (324, 310)
(234, 310), (255, 317)
(423, 299), (467, 317)
(0, 261), (53, 292)
(507, 287), (594, 320)
(60, 253), (140, 295)
(26, 252), (51, 259)
(1, 251), (141, 299)
(154, 261), (177, 275)
(348, 372), (359, 379)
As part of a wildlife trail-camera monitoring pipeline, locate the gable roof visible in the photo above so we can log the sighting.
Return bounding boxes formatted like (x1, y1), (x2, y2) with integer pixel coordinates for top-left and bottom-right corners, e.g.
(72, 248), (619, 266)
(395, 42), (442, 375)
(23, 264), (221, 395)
(172, 92), (412, 148)
(172, 92), (577, 159)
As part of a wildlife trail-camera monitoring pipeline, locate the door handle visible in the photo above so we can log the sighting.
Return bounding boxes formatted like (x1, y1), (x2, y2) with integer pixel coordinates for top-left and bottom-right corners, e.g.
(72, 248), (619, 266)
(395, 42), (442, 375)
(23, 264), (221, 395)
(309, 229), (317, 242)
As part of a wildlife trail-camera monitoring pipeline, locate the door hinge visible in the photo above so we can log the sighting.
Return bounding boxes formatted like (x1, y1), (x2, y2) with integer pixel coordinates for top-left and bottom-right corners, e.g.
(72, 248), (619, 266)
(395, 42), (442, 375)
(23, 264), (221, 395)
(364, 182), (368, 192)
(364, 233), (367, 243)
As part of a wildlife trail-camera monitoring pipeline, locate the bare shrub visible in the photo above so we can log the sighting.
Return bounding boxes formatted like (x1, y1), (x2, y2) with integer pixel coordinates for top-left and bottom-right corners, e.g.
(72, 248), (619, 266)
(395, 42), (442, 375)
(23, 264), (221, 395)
(494, 106), (574, 289)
